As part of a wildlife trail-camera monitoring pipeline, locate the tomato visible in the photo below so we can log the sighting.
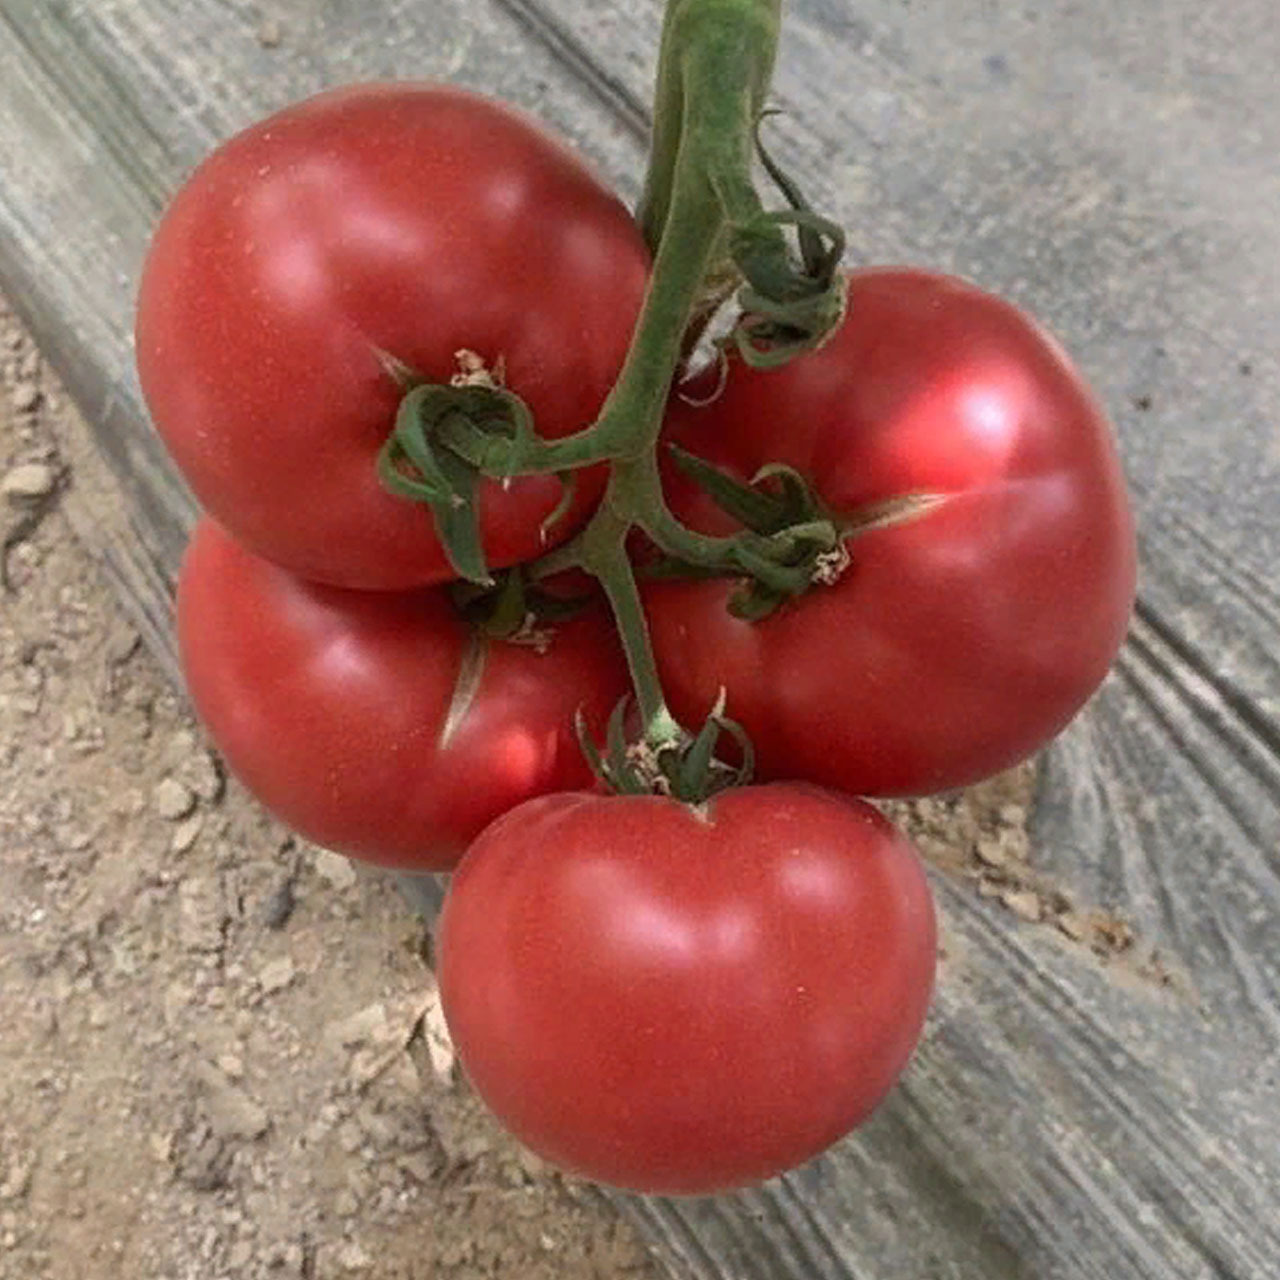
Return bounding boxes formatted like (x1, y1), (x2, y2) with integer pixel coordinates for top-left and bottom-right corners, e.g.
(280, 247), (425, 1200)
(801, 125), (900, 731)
(137, 83), (649, 589)
(646, 267), (1136, 796)
(438, 784), (936, 1194)
(176, 519), (629, 870)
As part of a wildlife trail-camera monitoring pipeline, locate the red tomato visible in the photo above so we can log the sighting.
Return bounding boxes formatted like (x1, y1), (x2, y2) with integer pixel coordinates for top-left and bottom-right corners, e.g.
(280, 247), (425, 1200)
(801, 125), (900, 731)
(176, 519), (629, 870)
(137, 83), (649, 589)
(439, 784), (936, 1194)
(646, 267), (1136, 796)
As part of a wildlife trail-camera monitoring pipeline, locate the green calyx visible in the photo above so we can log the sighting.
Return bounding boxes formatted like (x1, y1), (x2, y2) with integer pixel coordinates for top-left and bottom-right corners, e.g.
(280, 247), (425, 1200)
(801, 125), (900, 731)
(578, 693), (753, 805)
(449, 567), (591, 647)
(723, 117), (848, 368)
(650, 445), (846, 619)
(376, 377), (525, 587)
(377, 364), (590, 586)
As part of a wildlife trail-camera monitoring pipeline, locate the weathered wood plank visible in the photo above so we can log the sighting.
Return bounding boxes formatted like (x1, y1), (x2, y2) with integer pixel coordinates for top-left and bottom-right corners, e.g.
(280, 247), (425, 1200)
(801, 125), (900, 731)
(1, 1), (1277, 1278)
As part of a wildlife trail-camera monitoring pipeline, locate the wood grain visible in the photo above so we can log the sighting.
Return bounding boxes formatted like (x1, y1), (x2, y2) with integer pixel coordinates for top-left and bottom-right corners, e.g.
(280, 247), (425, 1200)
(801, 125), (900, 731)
(1, 1), (1277, 1276)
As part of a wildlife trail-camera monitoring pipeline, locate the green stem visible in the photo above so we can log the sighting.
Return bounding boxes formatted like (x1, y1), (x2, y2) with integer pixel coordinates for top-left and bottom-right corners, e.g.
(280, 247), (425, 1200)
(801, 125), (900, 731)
(400, 0), (796, 489)
(520, 1), (790, 734)
(637, 0), (781, 253)
(437, 413), (614, 476)
(387, 0), (801, 750)
(573, 117), (732, 738)
(579, 511), (683, 744)
(627, 454), (739, 565)
(635, 0), (686, 254)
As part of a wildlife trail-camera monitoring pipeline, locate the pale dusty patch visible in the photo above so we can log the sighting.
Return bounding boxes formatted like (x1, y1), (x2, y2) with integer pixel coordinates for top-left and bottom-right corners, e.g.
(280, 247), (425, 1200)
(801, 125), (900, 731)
(885, 764), (1189, 993)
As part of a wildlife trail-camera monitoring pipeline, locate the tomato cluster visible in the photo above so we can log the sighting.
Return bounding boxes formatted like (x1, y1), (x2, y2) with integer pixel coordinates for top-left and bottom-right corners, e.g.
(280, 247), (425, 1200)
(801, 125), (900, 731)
(138, 83), (1134, 1196)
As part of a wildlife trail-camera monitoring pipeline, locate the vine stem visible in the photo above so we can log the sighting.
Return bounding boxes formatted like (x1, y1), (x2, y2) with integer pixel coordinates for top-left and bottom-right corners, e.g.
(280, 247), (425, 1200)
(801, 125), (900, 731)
(537, 0), (783, 744)
(387, 0), (799, 746)
(581, 514), (684, 743)
(637, 0), (782, 255)
(566, 125), (728, 743)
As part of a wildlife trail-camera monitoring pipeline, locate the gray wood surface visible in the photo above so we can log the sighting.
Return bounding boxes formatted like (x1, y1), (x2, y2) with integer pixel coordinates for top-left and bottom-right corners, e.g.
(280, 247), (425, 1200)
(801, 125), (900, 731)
(2, 2), (1277, 1277)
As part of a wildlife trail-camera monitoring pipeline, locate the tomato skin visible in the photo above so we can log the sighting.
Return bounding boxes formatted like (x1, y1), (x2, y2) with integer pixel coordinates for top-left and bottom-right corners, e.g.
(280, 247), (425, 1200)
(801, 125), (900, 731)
(439, 784), (936, 1194)
(647, 267), (1137, 796)
(138, 83), (649, 589)
(176, 519), (629, 870)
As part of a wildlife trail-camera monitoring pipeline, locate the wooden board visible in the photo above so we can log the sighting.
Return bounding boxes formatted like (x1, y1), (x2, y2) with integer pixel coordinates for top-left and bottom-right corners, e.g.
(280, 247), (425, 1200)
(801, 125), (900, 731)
(1, 2), (1277, 1276)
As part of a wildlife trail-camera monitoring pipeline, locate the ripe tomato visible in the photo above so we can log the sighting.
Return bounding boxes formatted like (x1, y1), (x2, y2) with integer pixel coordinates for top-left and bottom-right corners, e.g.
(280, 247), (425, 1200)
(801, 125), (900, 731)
(176, 519), (629, 870)
(439, 784), (937, 1194)
(137, 83), (649, 589)
(646, 267), (1136, 796)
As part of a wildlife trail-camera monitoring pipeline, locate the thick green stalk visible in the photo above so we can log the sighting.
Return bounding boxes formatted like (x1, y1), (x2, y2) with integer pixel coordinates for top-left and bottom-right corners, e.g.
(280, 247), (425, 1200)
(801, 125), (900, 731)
(551, 0), (787, 742)
(392, 0), (807, 745)
(578, 509), (683, 742)
(635, 0), (686, 255)
(579, 118), (730, 742)
(637, 0), (782, 253)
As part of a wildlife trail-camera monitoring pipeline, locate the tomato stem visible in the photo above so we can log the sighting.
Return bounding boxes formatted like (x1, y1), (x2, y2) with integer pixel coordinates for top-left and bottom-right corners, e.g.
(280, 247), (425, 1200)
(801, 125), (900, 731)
(528, 0), (823, 743)
(637, 0), (782, 255)
(580, 515), (684, 746)
(556, 93), (735, 742)
(377, 0), (846, 762)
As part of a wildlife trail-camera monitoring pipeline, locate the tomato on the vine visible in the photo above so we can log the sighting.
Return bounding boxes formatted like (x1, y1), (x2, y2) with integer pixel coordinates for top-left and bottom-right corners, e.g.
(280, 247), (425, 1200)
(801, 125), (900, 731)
(176, 519), (629, 870)
(138, 83), (650, 590)
(438, 783), (937, 1194)
(646, 267), (1136, 797)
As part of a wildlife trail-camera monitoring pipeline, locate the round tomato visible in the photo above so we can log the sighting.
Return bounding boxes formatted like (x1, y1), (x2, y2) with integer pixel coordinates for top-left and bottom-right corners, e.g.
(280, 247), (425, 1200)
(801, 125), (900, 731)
(138, 83), (649, 589)
(438, 784), (936, 1194)
(176, 519), (629, 870)
(646, 267), (1136, 796)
